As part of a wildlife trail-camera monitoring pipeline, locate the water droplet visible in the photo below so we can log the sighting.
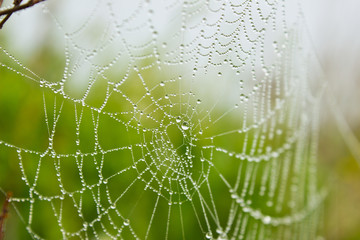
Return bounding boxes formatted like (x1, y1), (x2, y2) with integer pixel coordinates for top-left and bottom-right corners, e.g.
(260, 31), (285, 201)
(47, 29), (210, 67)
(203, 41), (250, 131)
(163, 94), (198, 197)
(240, 93), (247, 102)
(205, 232), (212, 239)
(218, 72), (222, 76)
(124, 219), (130, 226)
(243, 207), (250, 212)
(253, 210), (261, 219)
(273, 41), (278, 48)
(263, 216), (271, 225)
(196, 99), (201, 104)
(181, 122), (189, 130)
(160, 81), (165, 87)
(176, 117), (181, 123)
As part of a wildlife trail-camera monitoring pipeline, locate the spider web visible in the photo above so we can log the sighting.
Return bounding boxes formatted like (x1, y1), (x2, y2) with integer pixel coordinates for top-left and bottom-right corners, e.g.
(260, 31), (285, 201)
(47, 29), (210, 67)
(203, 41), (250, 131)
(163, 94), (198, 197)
(0, 0), (325, 239)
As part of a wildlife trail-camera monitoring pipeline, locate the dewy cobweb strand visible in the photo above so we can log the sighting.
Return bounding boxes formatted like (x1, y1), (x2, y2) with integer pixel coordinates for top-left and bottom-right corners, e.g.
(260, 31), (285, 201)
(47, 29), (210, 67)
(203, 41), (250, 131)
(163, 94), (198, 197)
(0, 0), (325, 239)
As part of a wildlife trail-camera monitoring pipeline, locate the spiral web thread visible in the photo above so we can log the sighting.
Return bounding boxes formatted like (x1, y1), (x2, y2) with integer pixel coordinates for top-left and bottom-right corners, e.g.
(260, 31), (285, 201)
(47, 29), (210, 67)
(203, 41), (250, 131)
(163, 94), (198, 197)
(0, 0), (325, 239)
